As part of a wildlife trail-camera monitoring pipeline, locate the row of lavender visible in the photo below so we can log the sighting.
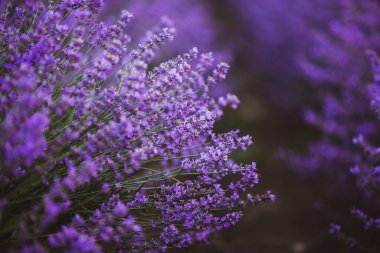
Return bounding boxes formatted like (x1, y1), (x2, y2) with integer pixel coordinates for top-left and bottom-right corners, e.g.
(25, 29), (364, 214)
(235, 0), (380, 250)
(0, 1), (273, 252)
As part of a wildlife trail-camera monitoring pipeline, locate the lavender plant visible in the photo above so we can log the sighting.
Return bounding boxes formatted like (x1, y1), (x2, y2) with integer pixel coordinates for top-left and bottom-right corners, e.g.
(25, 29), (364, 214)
(270, 0), (380, 248)
(106, 0), (221, 56)
(234, 0), (380, 250)
(0, 1), (272, 252)
(113, 0), (232, 98)
(235, 0), (380, 190)
(289, 0), (380, 180)
(329, 51), (380, 251)
(272, 0), (380, 249)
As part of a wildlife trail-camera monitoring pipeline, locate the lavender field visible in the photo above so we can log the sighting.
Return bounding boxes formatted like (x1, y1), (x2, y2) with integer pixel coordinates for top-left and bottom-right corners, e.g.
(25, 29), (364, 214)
(0, 1), (379, 252)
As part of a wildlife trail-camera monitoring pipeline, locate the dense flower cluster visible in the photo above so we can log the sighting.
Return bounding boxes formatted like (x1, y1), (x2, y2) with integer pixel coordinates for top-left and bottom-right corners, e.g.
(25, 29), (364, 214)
(0, 1), (271, 252)
(105, 0), (231, 99)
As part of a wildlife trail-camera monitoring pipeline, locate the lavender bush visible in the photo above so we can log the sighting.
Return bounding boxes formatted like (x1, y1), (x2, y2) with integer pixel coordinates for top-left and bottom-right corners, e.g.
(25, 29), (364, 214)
(235, 0), (380, 198)
(289, 0), (380, 180)
(0, 1), (272, 252)
(329, 51), (380, 251)
(233, 0), (380, 250)
(266, 0), (380, 250)
(286, 4), (380, 240)
(269, 0), (380, 249)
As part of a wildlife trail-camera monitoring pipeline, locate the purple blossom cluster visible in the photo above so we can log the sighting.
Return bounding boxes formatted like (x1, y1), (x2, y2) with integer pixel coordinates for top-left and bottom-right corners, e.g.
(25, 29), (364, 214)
(104, 0), (232, 98)
(0, 1), (271, 252)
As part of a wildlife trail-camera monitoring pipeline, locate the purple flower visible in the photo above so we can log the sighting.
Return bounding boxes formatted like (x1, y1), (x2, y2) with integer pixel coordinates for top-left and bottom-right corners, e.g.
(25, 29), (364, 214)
(113, 202), (128, 217)
(0, 1), (269, 252)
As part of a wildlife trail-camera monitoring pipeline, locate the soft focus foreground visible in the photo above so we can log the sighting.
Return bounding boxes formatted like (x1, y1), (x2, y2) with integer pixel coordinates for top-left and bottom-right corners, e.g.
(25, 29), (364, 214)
(0, 1), (272, 252)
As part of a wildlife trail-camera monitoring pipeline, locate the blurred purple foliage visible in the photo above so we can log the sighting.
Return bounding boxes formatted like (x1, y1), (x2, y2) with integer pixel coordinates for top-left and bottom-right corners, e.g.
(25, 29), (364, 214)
(234, 0), (380, 249)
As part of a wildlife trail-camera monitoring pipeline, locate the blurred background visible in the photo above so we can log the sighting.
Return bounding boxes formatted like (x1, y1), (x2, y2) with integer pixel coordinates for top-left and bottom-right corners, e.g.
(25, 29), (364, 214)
(104, 0), (380, 252)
